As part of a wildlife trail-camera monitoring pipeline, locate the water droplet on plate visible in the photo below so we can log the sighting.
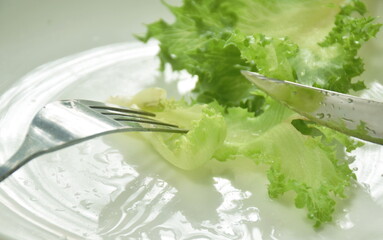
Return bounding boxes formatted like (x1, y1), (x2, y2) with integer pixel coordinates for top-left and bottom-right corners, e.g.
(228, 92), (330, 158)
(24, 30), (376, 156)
(79, 200), (93, 209)
(29, 197), (38, 202)
(78, 143), (91, 155)
(156, 180), (166, 188)
(342, 117), (354, 123)
(360, 183), (371, 194)
(316, 113), (325, 119)
(366, 127), (377, 135)
(244, 207), (260, 222)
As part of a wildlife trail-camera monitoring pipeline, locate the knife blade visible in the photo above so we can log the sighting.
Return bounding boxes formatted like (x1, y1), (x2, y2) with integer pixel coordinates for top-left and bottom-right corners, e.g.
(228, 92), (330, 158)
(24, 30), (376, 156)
(241, 70), (383, 145)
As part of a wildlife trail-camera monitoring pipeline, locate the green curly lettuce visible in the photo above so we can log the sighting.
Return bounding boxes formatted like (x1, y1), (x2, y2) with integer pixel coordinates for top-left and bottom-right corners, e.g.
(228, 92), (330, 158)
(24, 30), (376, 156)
(213, 99), (360, 227)
(132, 0), (381, 228)
(140, 0), (381, 110)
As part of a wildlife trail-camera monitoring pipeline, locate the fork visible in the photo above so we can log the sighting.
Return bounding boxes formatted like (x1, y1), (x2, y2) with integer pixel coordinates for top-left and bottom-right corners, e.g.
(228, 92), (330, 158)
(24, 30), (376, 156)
(241, 71), (383, 145)
(0, 99), (188, 182)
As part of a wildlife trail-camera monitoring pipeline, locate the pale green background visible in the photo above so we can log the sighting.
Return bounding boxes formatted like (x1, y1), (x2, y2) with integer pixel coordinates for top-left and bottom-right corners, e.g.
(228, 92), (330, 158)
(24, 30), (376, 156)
(0, 0), (177, 94)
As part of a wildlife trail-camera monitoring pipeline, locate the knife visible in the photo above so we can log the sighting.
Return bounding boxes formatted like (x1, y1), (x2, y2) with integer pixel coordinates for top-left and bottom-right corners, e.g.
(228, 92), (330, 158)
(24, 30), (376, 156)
(241, 70), (383, 145)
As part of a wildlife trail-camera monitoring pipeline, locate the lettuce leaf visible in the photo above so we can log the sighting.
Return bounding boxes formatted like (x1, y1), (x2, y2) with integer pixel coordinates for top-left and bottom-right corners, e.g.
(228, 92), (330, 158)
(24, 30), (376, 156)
(140, 0), (381, 110)
(134, 0), (381, 227)
(112, 89), (361, 227)
(214, 100), (360, 227)
(111, 88), (227, 170)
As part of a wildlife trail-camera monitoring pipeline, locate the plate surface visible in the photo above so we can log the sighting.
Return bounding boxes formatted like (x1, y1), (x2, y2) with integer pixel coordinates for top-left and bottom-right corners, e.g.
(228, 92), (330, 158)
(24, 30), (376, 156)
(1, 42), (383, 240)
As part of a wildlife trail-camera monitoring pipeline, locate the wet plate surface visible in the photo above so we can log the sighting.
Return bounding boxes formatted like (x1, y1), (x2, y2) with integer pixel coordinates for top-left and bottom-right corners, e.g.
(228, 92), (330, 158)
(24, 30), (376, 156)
(0, 42), (383, 240)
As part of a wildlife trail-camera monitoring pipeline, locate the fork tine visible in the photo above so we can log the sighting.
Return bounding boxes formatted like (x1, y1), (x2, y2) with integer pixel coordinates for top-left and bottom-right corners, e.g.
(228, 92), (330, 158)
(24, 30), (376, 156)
(137, 126), (189, 134)
(112, 116), (188, 133)
(77, 99), (187, 131)
(77, 99), (155, 117)
(114, 115), (180, 128)
(100, 110), (155, 121)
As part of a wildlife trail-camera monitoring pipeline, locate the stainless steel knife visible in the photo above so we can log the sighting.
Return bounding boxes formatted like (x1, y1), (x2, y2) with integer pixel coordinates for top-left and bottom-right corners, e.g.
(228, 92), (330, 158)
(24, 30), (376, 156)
(241, 70), (383, 145)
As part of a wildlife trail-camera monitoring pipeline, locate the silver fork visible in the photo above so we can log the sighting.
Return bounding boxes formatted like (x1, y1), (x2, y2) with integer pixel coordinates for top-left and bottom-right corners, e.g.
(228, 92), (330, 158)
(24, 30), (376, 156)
(0, 99), (188, 182)
(241, 71), (383, 145)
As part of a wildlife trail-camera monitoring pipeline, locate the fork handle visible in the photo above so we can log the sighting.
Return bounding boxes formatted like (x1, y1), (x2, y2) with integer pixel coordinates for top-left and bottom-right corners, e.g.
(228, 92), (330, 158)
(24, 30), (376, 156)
(0, 135), (47, 182)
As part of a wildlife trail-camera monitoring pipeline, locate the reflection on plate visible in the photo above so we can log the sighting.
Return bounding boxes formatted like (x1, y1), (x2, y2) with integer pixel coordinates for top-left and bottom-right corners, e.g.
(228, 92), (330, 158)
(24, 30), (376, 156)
(0, 42), (383, 240)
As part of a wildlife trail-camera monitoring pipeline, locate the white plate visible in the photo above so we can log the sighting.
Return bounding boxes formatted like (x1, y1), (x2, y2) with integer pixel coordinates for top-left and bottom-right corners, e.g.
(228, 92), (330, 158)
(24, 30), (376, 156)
(1, 42), (383, 240)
